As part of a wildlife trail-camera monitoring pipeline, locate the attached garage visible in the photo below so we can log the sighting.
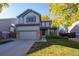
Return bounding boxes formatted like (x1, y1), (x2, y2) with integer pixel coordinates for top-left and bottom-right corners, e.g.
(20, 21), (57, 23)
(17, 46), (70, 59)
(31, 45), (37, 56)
(19, 31), (38, 40)
(16, 24), (40, 40)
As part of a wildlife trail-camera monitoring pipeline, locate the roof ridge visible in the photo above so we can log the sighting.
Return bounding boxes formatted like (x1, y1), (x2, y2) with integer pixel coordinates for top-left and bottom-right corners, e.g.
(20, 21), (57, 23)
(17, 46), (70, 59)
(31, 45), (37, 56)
(17, 9), (41, 18)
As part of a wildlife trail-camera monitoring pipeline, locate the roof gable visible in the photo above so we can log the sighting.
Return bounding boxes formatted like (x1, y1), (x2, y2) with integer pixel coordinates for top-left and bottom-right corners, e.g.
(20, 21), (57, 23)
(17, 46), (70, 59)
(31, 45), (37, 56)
(17, 9), (41, 18)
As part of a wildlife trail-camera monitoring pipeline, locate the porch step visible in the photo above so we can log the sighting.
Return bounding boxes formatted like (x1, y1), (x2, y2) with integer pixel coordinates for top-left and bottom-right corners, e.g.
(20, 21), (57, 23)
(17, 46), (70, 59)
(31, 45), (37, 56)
(36, 37), (47, 42)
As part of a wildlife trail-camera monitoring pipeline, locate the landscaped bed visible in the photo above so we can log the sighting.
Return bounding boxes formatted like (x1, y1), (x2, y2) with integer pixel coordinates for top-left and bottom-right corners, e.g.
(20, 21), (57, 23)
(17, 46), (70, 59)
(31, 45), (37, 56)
(26, 37), (79, 56)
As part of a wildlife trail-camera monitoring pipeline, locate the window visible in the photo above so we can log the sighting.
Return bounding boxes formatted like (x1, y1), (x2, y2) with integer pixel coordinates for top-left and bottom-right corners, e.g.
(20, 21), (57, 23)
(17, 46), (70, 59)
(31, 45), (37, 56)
(46, 22), (49, 27)
(49, 22), (51, 25)
(26, 16), (36, 22)
(42, 22), (45, 27)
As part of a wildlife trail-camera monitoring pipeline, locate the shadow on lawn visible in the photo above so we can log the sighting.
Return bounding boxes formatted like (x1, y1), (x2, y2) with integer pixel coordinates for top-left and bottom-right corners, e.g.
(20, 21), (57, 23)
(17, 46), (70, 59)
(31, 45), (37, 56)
(27, 39), (79, 55)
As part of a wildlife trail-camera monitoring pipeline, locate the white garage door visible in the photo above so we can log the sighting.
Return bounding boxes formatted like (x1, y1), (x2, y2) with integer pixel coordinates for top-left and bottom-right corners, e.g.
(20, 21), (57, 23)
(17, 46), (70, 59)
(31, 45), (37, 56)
(19, 31), (37, 40)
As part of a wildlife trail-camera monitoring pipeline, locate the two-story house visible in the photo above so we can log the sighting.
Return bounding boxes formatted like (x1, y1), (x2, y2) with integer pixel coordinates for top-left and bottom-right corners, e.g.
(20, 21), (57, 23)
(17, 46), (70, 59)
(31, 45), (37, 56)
(16, 9), (57, 41)
(0, 9), (57, 41)
(16, 9), (41, 40)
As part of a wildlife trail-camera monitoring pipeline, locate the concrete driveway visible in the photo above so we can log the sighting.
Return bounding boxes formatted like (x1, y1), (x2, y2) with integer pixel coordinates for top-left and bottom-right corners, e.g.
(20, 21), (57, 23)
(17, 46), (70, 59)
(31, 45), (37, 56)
(0, 39), (35, 56)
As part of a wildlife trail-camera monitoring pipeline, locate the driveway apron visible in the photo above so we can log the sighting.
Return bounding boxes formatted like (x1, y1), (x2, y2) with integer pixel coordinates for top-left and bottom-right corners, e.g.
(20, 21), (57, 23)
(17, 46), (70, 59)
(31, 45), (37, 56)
(0, 40), (35, 56)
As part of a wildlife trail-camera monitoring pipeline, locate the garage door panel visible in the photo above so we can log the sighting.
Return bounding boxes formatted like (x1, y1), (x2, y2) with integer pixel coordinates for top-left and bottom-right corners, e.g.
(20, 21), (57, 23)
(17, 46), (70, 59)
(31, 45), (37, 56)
(19, 31), (37, 40)
(17, 26), (40, 31)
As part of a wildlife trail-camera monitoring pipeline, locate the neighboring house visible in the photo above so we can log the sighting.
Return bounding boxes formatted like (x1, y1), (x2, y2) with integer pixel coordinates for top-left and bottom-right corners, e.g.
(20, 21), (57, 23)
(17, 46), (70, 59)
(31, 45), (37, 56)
(0, 18), (17, 31)
(0, 9), (56, 40)
(68, 21), (79, 38)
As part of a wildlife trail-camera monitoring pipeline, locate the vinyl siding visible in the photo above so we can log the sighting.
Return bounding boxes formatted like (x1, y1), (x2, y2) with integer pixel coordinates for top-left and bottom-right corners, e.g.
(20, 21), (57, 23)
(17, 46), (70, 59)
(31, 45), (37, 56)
(0, 18), (17, 31)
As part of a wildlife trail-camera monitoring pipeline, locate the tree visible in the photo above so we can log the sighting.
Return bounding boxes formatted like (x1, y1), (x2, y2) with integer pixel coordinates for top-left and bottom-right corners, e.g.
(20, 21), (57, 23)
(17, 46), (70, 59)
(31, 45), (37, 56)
(51, 16), (63, 28)
(41, 15), (50, 21)
(0, 3), (9, 13)
(51, 16), (64, 36)
(49, 3), (79, 29)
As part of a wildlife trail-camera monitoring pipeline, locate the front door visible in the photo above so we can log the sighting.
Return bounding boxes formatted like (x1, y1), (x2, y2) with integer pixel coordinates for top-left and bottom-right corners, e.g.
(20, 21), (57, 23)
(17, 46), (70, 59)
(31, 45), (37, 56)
(41, 29), (46, 36)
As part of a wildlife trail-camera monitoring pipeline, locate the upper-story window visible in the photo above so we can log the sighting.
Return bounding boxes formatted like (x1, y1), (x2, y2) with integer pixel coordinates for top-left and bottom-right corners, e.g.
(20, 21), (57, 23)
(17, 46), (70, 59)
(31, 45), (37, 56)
(46, 22), (50, 27)
(26, 16), (36, 22)
(42, 22), (45, 27)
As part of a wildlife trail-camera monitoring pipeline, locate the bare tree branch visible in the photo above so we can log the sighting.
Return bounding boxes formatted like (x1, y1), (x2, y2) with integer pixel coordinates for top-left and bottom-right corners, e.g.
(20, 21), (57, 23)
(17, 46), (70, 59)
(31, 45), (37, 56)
(63, 3), (79, 11)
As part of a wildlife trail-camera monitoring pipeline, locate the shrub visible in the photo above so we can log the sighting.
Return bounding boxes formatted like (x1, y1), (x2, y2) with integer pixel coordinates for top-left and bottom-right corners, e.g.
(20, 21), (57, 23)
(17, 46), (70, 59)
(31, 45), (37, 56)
(46, 35), (68, 40)
(59, 32), (76, 38)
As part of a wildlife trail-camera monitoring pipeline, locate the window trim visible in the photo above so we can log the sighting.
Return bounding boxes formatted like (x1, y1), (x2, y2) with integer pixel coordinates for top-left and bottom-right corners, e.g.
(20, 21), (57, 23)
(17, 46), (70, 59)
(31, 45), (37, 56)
(26, 16), (36, 22)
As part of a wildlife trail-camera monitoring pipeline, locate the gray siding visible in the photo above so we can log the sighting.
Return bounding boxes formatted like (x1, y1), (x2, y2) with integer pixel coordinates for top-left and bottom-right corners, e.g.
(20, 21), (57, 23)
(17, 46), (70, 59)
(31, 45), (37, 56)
(0, 18), (17, 31)
(68, 21), (79, 37)
(70, 25), (79, 35)
(18, 12), (40, 24)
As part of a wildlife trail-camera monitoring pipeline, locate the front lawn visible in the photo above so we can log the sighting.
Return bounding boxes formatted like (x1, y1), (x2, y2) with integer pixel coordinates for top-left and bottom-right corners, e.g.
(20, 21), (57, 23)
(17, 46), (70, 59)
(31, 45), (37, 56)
(26, 37), (79, 56)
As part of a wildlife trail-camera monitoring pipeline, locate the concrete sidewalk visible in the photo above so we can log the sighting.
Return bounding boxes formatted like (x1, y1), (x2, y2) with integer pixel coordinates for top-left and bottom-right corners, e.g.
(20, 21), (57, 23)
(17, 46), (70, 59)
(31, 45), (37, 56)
(0, 40), (35, 56)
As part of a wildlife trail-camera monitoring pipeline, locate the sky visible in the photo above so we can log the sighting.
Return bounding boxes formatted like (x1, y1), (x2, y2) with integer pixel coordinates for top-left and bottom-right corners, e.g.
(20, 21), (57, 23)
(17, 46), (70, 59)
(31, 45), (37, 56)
(0, 3), (54, 19)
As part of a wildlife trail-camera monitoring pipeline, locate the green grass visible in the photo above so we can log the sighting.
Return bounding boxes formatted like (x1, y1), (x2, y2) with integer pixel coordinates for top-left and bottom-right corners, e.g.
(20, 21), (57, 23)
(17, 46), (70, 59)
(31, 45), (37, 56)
(26, 38), (79, 56)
